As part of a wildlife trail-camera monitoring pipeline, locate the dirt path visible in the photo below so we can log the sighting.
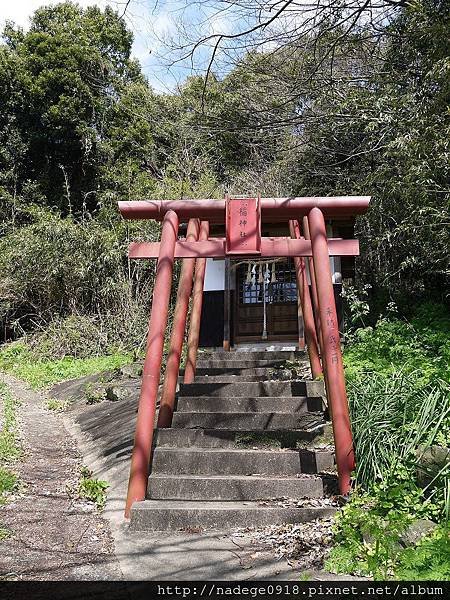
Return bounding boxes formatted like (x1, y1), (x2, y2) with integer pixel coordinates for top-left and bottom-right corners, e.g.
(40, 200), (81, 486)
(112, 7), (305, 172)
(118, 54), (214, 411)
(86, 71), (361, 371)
(0, 374), (122, 581)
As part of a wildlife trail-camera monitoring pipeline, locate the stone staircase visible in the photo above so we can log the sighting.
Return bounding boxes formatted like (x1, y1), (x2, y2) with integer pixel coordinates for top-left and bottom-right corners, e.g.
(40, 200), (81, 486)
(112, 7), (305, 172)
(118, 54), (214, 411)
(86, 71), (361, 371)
(130, 350), (337, 530)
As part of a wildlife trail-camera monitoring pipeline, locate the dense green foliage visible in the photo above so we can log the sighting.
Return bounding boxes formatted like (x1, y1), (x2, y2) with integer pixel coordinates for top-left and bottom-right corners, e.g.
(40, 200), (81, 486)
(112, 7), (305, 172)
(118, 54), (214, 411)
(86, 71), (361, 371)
(344, 303), (450, 384)
(292, 1), (450, 298)
(395, 527), (450, 580)
(0, 2), (218, 350)
(327, 303), (450, 579)
(327, 508), (450, 580)
(0, 2), (140, 215)
(348, 371), (449, 490)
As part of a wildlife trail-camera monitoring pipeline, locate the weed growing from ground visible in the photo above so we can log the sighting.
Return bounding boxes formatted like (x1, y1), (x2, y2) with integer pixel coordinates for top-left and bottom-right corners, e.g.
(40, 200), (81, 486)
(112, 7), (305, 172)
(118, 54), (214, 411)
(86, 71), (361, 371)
(0, 466), (17, 504)
(84, 383), (108, 404)
(78, 466), (109, 510)
(45, 398), (69, 412)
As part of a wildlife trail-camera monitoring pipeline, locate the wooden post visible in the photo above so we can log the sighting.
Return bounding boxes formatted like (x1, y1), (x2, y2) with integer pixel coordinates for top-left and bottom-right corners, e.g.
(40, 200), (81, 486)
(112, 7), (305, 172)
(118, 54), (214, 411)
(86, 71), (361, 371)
(223, 257), (231, 351)
(308, 207), (354, 495)
(125, 210), (179, 517)
(158, 219), (200, 428)
(183, 221), (209, 384)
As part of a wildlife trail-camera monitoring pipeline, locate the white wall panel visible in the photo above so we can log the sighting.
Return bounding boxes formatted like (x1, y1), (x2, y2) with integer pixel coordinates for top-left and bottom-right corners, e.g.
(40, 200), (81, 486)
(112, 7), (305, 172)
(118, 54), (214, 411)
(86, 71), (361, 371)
(204, 259), (225, 291)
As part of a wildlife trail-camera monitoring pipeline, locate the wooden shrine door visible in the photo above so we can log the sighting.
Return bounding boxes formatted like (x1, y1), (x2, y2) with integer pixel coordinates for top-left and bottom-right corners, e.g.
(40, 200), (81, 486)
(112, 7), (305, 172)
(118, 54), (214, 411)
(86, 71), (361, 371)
(234, 259), (298, 343)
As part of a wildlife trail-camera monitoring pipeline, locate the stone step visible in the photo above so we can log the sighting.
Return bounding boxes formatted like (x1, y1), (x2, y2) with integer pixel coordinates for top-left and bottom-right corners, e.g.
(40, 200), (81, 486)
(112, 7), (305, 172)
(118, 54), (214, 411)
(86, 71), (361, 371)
(151, 447), (335, 475)
(178, 380), (325, 398)
(130, 500), (336, 531)
(195, 360), (288, 370)
(190, 367), (278, 377)
(197, 350), (304, 361)
(153, 427), (326, 449)
(147, 474), (324, 501)
(171, 411), (325, 431)
(182, 374), (279, 383)
(175, 396), (324, 414)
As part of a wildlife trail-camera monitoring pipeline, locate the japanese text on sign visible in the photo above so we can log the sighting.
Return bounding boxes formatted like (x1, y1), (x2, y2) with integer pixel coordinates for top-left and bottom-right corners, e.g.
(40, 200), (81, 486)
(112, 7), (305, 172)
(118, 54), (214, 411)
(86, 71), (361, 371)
(226, 197), (261, 255)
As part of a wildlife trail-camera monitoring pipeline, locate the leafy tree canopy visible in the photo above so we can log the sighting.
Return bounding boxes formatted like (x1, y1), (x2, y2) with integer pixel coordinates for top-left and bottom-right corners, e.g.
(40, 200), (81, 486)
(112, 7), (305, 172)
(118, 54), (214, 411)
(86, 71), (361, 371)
(0, 1), (142, 215)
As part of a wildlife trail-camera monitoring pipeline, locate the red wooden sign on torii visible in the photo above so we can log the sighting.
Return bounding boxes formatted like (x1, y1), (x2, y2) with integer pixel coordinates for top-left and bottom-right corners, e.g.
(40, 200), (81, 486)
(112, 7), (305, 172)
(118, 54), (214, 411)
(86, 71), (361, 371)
(118, 195), (371, 517)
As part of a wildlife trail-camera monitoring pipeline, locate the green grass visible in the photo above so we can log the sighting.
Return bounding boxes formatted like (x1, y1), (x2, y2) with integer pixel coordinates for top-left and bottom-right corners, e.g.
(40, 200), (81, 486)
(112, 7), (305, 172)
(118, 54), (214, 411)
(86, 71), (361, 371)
(0, 467), (17, 503)
(0, 342), (132, 389)
(0, 383), (21, 508)
(348, 371), (449, 493)
(0, 384), (21, 463)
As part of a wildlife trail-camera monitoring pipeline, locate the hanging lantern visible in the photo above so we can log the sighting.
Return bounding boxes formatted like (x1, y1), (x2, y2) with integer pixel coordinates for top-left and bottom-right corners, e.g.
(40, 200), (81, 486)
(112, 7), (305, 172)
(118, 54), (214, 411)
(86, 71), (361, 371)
(271, 261), (277, 283)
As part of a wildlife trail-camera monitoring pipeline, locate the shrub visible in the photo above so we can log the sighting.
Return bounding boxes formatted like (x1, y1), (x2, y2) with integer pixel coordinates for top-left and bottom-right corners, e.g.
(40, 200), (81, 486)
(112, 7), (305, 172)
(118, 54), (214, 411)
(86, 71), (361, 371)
(0, 211), (126, 320)
(326, 491), (450, 580)
(343, 302), (450, 384)
(45, 398), (69, 412)
(30, 315), (110, 359)
(328, 302), (450, 579)
(396, 525), (450, 580)
(0, 209), (158, 352)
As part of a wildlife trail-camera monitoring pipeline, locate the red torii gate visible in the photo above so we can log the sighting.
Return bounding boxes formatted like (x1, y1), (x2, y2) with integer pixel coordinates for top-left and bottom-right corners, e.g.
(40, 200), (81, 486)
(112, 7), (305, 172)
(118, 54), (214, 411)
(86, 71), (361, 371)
(119, 195), (371, 517)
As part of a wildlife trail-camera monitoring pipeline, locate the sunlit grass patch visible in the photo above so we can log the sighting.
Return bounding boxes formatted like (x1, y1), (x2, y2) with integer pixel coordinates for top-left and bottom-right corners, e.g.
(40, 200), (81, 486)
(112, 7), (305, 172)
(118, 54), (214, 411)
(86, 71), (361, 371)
(0, 342), (132, 389)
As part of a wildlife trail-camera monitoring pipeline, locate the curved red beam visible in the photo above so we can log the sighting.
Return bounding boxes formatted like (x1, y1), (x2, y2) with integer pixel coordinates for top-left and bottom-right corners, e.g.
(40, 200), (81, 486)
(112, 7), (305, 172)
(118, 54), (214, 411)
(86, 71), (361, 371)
(118, 196), (370, 222)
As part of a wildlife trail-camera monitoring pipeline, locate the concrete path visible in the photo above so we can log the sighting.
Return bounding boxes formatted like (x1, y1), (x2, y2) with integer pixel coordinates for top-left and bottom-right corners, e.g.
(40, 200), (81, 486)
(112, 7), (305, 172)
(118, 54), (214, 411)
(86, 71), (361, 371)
(0, 374), (122, 580)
